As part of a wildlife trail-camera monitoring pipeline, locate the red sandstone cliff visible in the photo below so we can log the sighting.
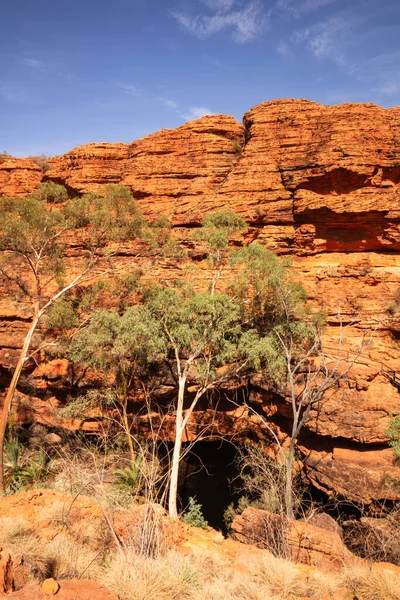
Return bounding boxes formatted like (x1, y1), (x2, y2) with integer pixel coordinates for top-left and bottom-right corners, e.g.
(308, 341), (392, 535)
(1, 99), (400, 504)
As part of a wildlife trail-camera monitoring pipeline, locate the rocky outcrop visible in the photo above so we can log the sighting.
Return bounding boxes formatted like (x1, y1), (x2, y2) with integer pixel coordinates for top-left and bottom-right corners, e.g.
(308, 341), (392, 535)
(231, 507), (353, 568)
(0, 157), (42, 198)
(1, 99), (400, 505)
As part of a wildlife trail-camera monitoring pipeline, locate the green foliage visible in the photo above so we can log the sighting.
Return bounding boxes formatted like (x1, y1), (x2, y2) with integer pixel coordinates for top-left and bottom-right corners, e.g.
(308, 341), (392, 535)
(45, 300), (79, 331)
(193, 209), (246, 268)
(232, 139), (243, 156)
(182, 497), (208, 529)
(67, 184), (144, 248)
(387, 415), (400, 459)
(0, 182), (146, 347)
(224, 496), (251, 533)
(70, 306), (167, 380)
(30, 181), (67, 203)
(0, 193), (65, 256)
(58, 389), (117, 418)
(114, 457), (143, 491)
(229, 242), (321, 384)
(146, 286), (252, 381)
(4, 436), (49, 492)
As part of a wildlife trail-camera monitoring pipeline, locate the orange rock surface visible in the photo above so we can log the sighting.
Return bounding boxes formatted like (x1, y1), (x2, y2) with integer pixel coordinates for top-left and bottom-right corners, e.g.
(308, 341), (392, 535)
(1, 99), (400, 504)
(231, 506), (354, 569)
(6, 579), (118, 600)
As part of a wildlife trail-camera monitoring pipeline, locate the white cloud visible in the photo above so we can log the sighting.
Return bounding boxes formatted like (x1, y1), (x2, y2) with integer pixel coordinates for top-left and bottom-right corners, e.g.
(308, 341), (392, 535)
(292, 16), (349, 58)
(160, 98), (214, 121)
(200, 0), (236, 12)
(289, 3), (400, 98)
(276, 40), (293, 58)
(172, 0), (267, 43)
(275, 0), (341, 18)
(182, 106), (214, 120)
(117, 83), (142, 96)
(373, 82), (400, 95)
(22, 58), (44, 71)
(160, 97), (179, 109)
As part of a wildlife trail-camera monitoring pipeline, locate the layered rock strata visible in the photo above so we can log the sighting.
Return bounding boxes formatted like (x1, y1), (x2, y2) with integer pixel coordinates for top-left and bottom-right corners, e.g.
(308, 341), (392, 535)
(1, 99), (400, 504)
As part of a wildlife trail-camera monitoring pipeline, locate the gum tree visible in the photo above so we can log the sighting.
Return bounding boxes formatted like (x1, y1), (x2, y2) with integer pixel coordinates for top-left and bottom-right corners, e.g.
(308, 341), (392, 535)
(231, 243), (372, 518)
(68, 306), (167, 463)
(145, 210), (256, 519)
(0, 182), (144, 493)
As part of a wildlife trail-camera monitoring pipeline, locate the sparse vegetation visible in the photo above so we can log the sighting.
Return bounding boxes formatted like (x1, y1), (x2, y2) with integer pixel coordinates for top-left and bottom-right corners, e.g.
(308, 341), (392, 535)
(387, 414), (400, 460)
(232, 139), (244, 156)
(29, 153), (52, 172)
(182, 497), (208, 529)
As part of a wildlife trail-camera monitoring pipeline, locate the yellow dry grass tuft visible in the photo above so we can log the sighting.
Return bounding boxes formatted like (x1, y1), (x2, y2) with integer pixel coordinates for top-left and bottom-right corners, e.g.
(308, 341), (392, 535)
(343, 565), (400, 600)
(256, 552), (305, 598)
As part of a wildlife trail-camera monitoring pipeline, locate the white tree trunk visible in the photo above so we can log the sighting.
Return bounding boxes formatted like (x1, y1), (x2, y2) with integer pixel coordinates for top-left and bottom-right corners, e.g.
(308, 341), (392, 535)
(0, 314), (40, 493)
(168, 376), (186, 519)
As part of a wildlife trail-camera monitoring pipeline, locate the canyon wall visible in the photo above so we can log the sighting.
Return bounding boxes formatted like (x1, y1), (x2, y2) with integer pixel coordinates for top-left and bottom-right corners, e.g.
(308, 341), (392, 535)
(1, 98), (400, 505)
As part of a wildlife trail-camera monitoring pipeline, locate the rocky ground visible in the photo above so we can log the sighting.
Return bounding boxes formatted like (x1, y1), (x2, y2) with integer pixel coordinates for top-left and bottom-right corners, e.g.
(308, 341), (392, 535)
(1, 488), (400, 599)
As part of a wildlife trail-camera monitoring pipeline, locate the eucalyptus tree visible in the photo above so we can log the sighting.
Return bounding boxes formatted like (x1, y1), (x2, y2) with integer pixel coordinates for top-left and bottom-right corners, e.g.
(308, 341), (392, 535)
(0, 182), (144, 493)
(68, 306), (167, 463)
(145, 209), (257, 519)
(231, 243), (371, 518)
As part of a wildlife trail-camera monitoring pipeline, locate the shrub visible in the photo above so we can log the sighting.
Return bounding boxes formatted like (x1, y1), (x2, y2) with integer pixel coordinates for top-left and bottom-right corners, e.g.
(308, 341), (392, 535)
(387, 414), (400, 459)
(114, 457), (143, 491)
(232, 139), (244, 156)
(182, 497), (208, 529)
(29, 154), (52, 173)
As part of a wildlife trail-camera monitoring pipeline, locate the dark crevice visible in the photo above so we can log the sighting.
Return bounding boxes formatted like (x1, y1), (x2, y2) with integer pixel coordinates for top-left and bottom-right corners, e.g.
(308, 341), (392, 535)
(42, 176), (81, 198)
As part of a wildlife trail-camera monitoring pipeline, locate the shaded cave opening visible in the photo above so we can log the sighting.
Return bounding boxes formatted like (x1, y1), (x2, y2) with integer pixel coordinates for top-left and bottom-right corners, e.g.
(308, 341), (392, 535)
(177, 439), (243, 533)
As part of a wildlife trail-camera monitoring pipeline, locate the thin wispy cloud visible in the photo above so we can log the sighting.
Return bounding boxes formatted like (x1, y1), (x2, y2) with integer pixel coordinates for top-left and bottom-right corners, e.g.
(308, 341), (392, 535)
(0, 85), (28, 103)
(117, 83), (142, 96)
(200, 0), (236, 11)
(182, 106), (214, 119)
(159, 97), (214, 121)
(160, 97), (179, 109)
(172, 0), (267, 43)
(276, 40), (293, 58)
(292, 16), (349, 59)
(284, 1), (400, 98)
(22, 57), (45, 71)
(275, 0), (341, 18)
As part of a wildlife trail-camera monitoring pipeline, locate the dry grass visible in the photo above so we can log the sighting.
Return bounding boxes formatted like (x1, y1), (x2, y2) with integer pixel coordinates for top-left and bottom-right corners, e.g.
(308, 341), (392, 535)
(103, 548), (274, 600)
(303, 571), (343, 598)
(342, 565), (400, 600)
(0, 516), (105, 582)
(46, 534), (105, 580)
(255, 552), (305, 598)
(3, 512), (400, 600)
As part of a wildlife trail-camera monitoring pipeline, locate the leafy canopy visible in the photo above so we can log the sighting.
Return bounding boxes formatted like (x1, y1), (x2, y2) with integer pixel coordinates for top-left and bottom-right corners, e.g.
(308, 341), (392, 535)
(0, 183), (144, 302)
(70, 306), (167, 385)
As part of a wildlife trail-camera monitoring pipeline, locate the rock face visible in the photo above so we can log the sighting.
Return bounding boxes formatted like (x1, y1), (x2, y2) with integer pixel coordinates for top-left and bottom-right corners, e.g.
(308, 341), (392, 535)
(231, 507), (353, 568)
(0, 156), (42, 198)
(1, 99), (400, 505)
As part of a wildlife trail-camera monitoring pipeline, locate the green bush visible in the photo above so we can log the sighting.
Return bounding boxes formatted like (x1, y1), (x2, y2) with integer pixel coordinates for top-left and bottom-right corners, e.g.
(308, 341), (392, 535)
(387, 414), (400, 460)
(182, 497), (208, 529)
(114, 457), (143, 492)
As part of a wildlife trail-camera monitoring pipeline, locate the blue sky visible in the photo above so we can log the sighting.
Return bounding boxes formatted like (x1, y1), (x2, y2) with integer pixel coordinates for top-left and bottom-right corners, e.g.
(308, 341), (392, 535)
(1, 0), (399, 157)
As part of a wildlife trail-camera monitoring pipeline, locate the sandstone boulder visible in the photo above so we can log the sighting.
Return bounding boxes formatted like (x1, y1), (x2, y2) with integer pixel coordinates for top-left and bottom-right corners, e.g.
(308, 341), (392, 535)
(232, 507), (353, 568)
